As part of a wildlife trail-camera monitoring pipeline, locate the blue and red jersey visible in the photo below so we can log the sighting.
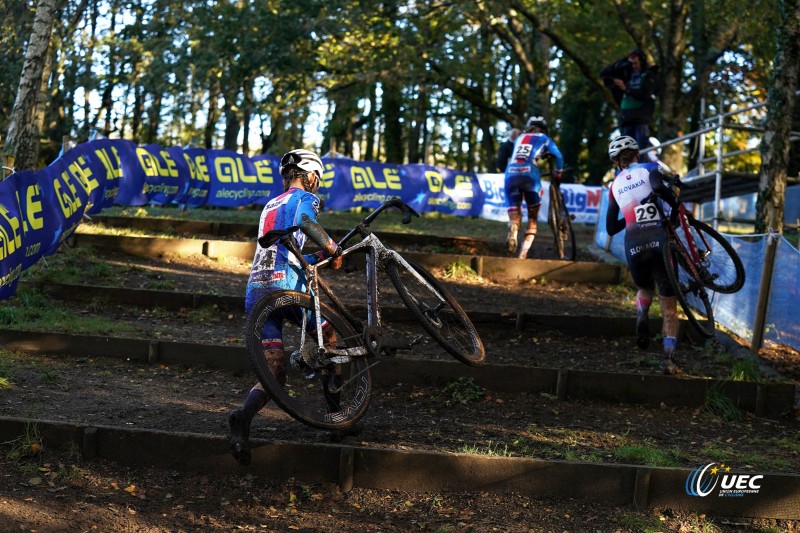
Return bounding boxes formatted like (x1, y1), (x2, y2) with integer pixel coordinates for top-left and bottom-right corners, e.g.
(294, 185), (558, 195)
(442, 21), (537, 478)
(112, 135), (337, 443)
(246, 187), (330, 302)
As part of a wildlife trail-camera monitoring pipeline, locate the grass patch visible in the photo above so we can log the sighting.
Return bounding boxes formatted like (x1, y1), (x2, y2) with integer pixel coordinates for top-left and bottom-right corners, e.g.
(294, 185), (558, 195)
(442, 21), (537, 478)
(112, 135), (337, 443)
(441, 377), (484, 405)
(102, 205), (510, 240)
(441, 260), (478, 280)
(0, 288), (136, 335)
(730, 358), (761, 382)
(705, 386), (743, 422)
(618, 513), (664, 532)
(3, 422), (43, 462)
(613, 443), (681, 467)
(0, 355), (12, 389)
(459, 441), (513, 457)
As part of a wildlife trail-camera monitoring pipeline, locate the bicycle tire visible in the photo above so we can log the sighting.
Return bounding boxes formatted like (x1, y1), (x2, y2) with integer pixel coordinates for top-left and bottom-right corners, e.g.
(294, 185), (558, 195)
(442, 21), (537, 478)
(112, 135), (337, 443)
(385, 258), (486, 366)
(554, 187), (576, 261)
(662, 240), (716, 338)
(681, 216), (745, 294)
(245, 291), (372, 430)
(548, 185), (565, 260)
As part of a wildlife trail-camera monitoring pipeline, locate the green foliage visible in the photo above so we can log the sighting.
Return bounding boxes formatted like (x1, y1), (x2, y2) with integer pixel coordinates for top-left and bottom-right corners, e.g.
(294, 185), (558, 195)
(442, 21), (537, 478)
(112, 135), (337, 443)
(3, 423), (43, 462)
(705, 386), (743, 422)
(442, 377), (484, 405)
(0, 288), (135, 336)
(441, 261), (478, 280)
(613, 443), (681, 467)
(730, 359), (761, 382)
(617, 514), (664, 533)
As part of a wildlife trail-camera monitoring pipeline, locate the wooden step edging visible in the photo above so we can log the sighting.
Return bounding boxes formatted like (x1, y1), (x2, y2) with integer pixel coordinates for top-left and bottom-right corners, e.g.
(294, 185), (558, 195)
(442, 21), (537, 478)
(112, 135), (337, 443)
(28, 280), (785, 380)
(68, 233), (625, 285)
(90, 215), (498, 252)
(0, 329), (793, 418)
(0, 416), (797, 520)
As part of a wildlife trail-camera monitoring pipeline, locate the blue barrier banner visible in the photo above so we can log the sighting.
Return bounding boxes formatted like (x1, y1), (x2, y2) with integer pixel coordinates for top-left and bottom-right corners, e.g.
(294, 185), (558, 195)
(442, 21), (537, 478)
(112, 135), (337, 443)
(182, 148), (212, 208)
(0, 175), (24, 299)
(204, 149), (275, 207)
(113, 139), (148, 206)
(13, 171), (48, 270)
(139, 144), (189, 206)
(483, 174), (604, 225)
(0, 140), (609, 302)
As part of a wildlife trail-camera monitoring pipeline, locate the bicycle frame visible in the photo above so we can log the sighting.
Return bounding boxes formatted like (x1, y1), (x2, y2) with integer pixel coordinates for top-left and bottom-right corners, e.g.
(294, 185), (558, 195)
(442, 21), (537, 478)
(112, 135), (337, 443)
(271, 199), (443, 364)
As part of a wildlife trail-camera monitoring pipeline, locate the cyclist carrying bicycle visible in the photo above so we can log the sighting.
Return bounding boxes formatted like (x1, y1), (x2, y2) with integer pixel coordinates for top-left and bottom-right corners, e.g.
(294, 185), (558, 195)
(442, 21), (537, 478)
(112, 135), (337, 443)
(504, 116), (564, 259)
(229, 148), (344, 465)
(605, 136), (681, 374)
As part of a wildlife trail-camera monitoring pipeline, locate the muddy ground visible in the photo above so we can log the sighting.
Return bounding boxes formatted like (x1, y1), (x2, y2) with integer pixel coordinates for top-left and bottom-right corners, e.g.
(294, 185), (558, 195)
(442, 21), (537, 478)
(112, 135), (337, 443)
(1, 239), (798, 532)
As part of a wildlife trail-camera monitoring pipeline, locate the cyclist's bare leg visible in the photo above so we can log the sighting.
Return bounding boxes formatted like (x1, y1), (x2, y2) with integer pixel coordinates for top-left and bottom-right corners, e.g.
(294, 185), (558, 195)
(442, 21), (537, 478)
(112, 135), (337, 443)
(229, 343), (285, 466)
(517, 205), (540, 259)
(659, 295), (679, 358)
(507, 207), (522, 254)
(635, 289), (653, 349)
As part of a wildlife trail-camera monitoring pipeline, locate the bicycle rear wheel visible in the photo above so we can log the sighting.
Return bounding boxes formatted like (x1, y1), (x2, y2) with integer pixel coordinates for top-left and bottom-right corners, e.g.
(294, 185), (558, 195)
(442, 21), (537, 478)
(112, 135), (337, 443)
(551, 186), (576, 261)
(245, 291), (372, 431)
(385, 258), (486, 366)
(679, 216), (745, 293)
(663, 240), (716, 338)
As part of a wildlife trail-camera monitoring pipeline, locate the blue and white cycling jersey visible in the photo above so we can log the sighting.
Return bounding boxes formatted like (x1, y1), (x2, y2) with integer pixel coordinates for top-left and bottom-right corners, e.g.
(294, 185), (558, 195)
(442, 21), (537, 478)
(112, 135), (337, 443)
(245, 187), (328, 311)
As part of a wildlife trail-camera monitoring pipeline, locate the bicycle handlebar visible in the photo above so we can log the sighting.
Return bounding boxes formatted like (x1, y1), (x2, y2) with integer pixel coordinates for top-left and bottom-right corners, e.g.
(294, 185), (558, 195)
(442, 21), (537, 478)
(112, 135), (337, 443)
(338, 197), (419, 247)
(256, 198), (420, 264)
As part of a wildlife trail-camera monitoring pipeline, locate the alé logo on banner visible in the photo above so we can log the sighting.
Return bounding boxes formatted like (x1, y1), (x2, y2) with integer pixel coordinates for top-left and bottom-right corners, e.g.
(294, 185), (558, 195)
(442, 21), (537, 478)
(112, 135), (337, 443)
(686, 463), (764, 498)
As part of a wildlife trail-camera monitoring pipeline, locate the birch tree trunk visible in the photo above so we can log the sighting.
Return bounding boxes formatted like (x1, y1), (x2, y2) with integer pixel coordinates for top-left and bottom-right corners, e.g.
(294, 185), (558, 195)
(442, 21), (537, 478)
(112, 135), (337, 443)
(4, 0), (58, 171)
(756, 0), (800, 233)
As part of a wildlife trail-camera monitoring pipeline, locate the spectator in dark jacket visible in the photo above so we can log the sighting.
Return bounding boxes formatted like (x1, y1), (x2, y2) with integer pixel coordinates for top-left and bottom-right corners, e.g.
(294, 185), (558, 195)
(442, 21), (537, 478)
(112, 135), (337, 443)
(600, 49), (658, 149)
(495, 128), (520, 172)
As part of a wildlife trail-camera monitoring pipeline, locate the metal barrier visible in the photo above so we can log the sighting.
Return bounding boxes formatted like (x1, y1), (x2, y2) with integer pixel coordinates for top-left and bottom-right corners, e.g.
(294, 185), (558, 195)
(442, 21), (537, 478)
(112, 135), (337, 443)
(638, 90), (800, 230)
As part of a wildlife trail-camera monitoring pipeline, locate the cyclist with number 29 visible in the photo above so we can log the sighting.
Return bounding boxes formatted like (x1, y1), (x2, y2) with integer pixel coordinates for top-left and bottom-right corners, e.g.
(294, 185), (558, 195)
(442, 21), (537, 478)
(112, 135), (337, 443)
(504, 116), (565, 259)
(229, 148), (344, 466)
(605, 136), (681, 375)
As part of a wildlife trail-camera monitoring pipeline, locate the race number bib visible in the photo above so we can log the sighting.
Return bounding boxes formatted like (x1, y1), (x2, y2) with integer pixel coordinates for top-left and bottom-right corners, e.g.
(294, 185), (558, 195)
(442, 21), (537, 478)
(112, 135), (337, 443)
(634, 203), (661, 224)
(513, 144), (533, 159)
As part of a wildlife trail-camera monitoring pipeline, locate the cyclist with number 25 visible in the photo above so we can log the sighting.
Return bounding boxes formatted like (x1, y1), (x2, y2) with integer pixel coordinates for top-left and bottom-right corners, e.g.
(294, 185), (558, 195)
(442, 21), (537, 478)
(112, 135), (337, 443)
(605, 136), (681, 375)
(504, 116), (565, 259)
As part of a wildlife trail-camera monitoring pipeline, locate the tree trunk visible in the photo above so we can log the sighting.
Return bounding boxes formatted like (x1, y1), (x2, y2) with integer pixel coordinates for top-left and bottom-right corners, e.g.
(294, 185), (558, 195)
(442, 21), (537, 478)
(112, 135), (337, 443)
(4, 0), (58, 170)
(755, 0), (800, 233)
(365, 83), (377, 161)
(382, 81), (404, 163)
(204, 81), (220, 149)
(407, 85), (427, 163)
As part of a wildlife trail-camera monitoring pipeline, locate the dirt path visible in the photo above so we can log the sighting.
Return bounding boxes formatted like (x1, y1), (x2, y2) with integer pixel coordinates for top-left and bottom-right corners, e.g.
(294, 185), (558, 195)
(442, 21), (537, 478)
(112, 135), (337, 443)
(2, 243), (799, 532)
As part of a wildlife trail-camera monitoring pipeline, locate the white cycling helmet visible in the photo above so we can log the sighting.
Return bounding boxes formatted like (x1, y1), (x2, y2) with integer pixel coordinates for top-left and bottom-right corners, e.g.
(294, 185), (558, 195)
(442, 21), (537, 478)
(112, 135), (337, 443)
(608, 136), (639, 161)
(279, 149), (324, 182)
(525, 116), (548, 132)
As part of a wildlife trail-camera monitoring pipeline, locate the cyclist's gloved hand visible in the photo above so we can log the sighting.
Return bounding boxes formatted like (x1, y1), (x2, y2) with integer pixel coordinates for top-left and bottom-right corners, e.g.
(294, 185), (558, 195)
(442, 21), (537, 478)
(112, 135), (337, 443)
(326, 244), (343, 270)
(553, 169), (563, 181)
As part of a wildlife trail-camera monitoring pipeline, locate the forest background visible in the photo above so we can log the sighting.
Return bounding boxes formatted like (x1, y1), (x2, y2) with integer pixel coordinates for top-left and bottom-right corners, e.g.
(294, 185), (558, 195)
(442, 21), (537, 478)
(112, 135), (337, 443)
(1, 0), (798, 197)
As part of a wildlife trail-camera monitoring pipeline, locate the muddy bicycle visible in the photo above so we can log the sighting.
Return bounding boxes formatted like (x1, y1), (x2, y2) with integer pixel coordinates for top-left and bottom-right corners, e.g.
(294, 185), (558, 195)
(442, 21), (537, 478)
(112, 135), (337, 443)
(641, 176), (745, 337)
(244, 198), (485, 431)
(540, 157), (576, 261)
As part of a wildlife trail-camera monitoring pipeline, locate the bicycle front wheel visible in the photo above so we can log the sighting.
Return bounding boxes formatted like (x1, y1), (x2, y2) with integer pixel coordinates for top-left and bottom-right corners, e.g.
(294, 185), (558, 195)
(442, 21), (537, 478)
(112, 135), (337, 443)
(245, 291), (372, 431)
(385, 258), (486, 366)
(680, 216), (745, 294)
(663, 240), (716, 338)
(552, 186), (576, 261)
